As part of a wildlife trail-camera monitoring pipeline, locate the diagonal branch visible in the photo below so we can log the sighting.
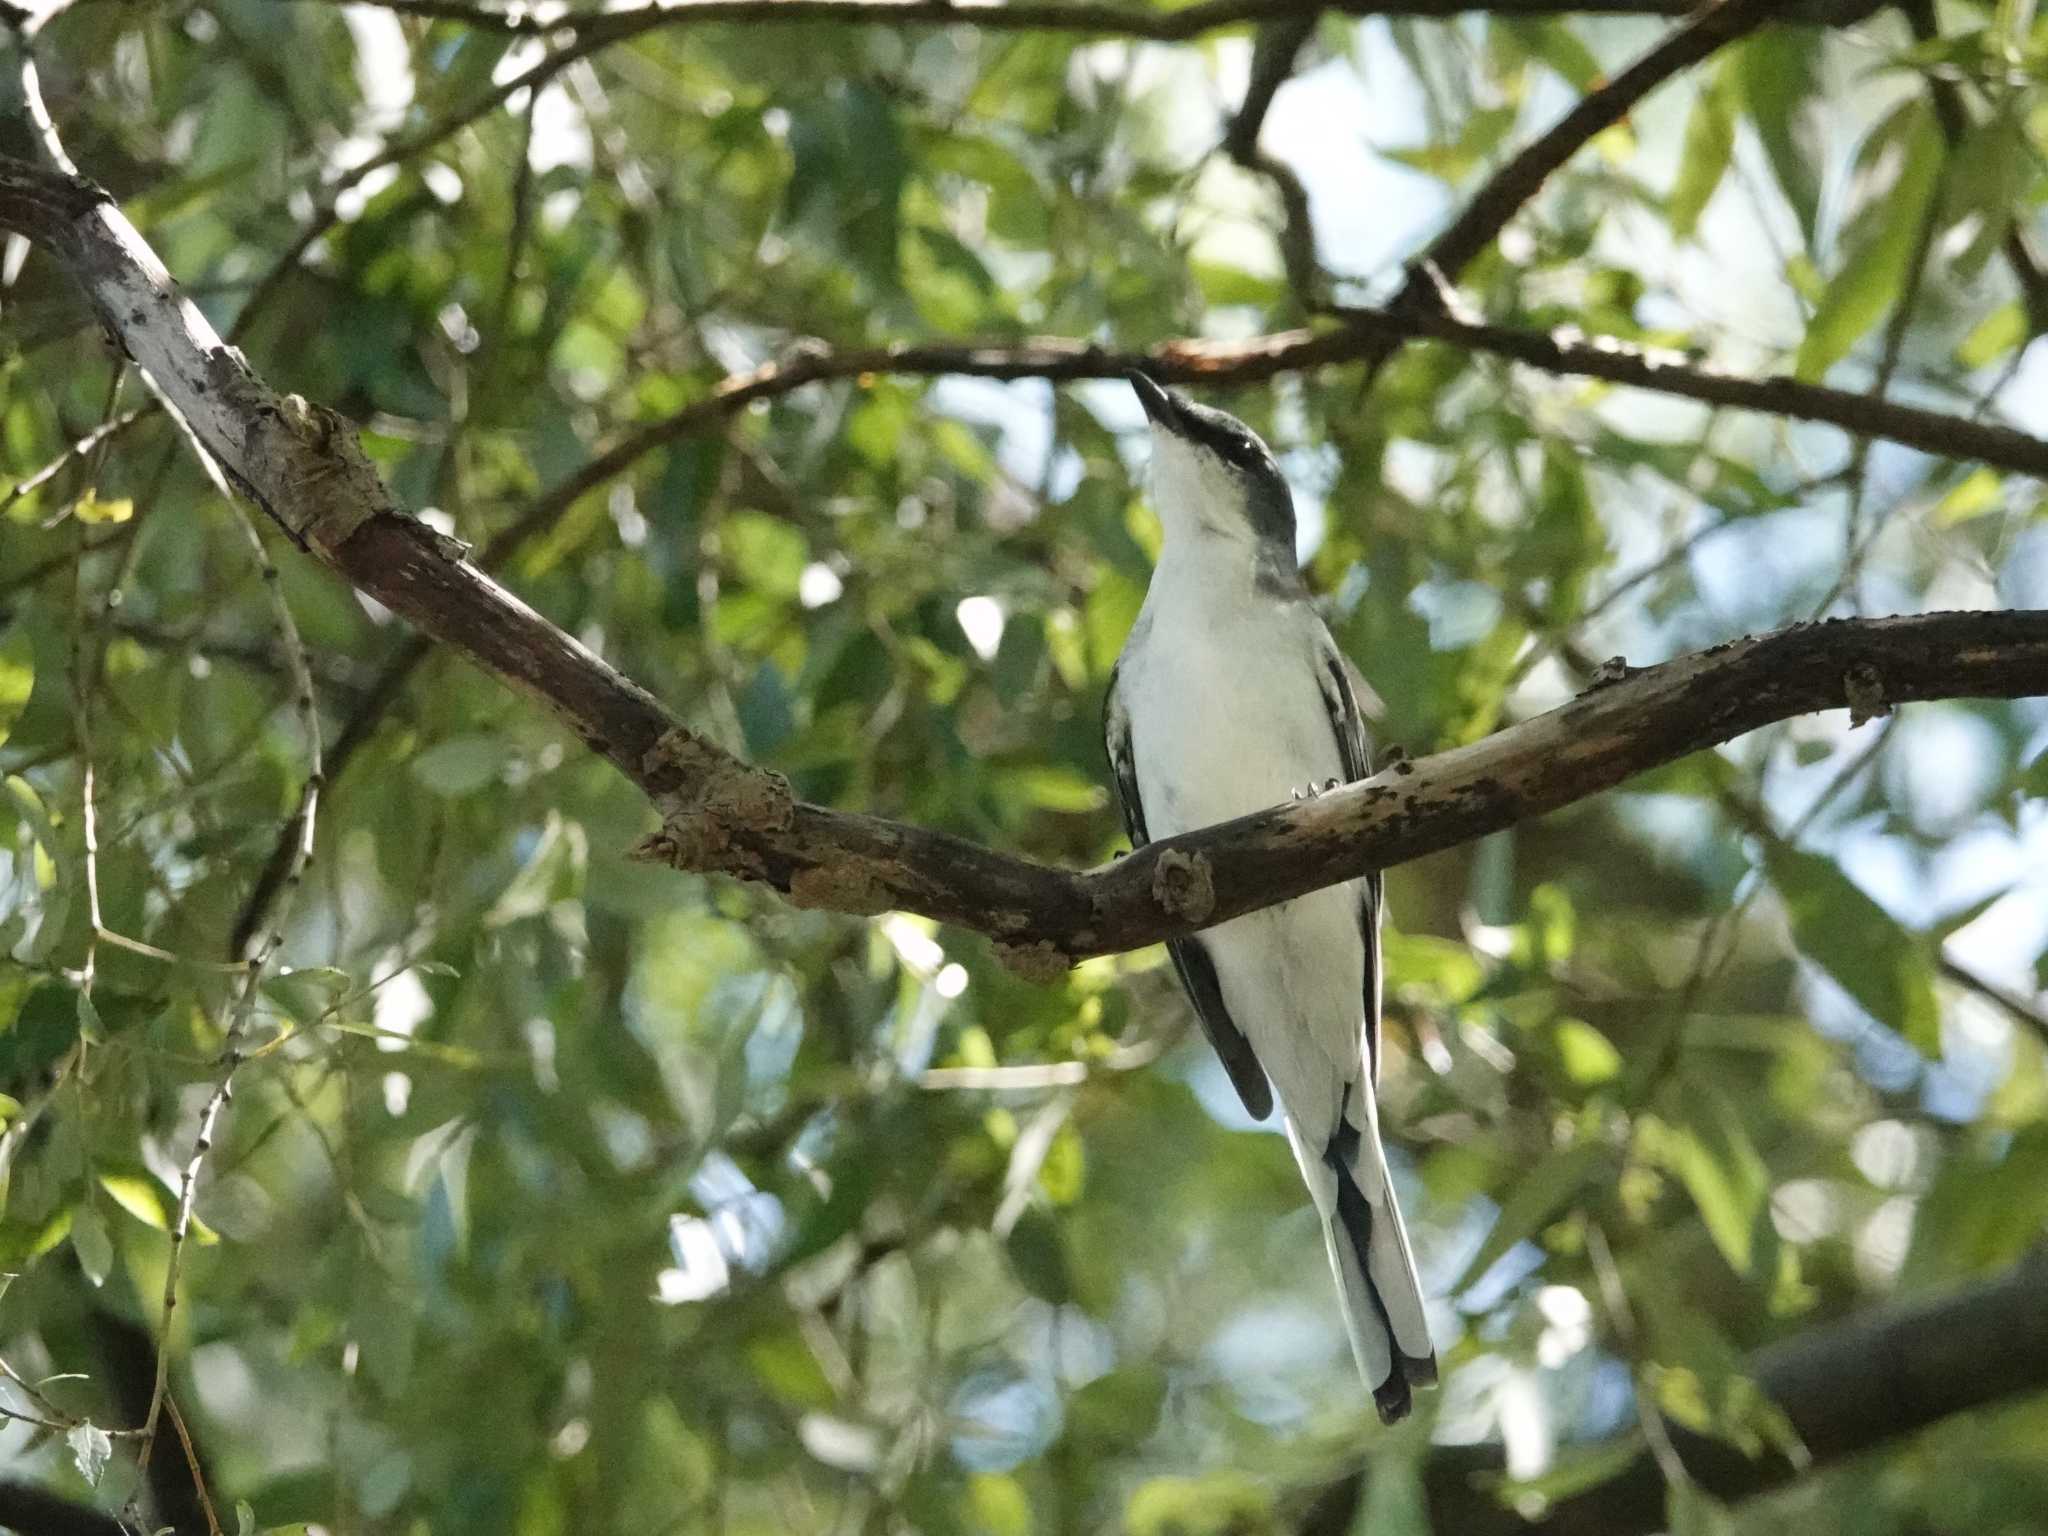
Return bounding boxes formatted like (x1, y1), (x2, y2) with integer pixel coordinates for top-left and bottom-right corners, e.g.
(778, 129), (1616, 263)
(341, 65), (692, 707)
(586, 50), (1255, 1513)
(11, 153), (2048, 971)
(1343, 0), (1782, 383)
(1301, 1249), (2048, 1536)
(1408, 0), (1781, 296)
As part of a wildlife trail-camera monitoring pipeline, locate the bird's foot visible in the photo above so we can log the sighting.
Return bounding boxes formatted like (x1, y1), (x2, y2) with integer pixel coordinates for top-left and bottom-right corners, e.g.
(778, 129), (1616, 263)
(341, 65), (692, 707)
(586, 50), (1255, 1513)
(1290, 776), (1342, 801)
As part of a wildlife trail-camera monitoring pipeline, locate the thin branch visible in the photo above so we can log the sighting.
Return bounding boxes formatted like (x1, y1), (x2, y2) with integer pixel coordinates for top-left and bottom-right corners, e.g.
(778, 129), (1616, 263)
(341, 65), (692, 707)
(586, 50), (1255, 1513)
(1220, 15), (1323, 306)
(12, 153), (2048, 976)
(1939, 954), (2048, 1050)
(0, 409), (146, 514)
(1352, 0), (1781, 381)
(1413, 0), (1780, 291)
(289, 0), (1701, 41)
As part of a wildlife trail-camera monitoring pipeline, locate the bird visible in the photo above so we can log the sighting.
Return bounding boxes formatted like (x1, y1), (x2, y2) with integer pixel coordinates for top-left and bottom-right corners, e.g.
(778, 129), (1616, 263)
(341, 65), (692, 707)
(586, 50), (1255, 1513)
(1103, 370), (1437, 1423)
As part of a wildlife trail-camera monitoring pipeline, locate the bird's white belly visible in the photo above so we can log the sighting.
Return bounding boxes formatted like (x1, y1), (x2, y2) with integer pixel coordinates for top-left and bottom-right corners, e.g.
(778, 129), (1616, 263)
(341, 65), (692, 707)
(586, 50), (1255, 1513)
(1121, 603), (1366, 1131)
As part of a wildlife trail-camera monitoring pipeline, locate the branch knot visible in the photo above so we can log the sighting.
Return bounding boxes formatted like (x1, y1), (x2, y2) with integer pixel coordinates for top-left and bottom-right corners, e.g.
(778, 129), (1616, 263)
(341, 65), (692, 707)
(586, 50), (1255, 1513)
(1844, 662), (1891, 727)
(634, 728), (794, 873)
(1150, 847), (1216, 926)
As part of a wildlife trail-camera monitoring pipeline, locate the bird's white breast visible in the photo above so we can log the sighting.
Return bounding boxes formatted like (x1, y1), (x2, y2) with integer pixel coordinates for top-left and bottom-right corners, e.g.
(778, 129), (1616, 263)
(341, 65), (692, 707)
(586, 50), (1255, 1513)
(1119, 555), (1343, 836)
(1117, 541), (1366, 1136)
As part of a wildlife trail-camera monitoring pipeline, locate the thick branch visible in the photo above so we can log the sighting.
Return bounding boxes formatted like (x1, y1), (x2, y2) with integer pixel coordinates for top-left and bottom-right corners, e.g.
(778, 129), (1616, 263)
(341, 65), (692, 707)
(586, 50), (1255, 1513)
(1306, 1250), (2048, 1536)
(11, 155), (2048, 968)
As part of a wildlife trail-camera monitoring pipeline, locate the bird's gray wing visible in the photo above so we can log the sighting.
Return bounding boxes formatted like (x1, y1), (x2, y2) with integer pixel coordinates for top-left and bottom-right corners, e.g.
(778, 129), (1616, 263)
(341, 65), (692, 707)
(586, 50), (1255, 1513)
(1314, 633), (1386, 1083)
(1104, 665), (1275, 1120)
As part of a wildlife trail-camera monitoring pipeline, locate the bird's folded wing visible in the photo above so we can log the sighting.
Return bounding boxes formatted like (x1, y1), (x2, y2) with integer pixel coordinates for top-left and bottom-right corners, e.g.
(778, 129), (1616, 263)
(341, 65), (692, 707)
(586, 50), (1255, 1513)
(1103, 668), (1275, 1121)
(1314, 631), (1386, 1084)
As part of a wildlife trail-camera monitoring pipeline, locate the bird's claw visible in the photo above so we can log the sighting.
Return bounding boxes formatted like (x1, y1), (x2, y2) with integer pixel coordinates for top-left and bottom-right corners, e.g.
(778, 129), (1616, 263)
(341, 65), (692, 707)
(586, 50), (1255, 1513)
(1291, 776), (1342, 801)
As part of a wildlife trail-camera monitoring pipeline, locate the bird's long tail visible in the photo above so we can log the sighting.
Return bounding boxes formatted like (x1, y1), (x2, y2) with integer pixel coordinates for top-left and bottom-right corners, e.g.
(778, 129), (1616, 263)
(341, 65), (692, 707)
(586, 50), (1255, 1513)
(1290, 1108), (1437, 1423)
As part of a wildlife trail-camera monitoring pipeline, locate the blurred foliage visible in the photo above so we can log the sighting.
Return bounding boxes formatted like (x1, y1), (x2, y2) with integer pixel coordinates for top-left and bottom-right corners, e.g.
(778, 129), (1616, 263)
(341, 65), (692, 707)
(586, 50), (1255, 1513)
(2, 1), (2048, 1532)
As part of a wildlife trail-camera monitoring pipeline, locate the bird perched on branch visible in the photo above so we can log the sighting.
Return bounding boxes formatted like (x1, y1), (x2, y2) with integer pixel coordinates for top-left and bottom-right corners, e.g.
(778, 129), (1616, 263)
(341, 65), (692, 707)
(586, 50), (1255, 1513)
(1104, 372), (1437, 1422)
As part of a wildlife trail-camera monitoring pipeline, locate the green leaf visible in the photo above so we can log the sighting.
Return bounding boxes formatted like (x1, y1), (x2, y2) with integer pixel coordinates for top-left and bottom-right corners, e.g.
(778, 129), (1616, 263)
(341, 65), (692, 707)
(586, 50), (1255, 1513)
(1932, 467), (2004, 527)
(99, 1172), (169, 1230)
(1455, 1140), (1604, 1292)
(965, 1475), (1033, 1536)
(1794, 105), (1945, 382)
(1647, 1093), (1769, 1275)
(1957, 301), (2025, 370)
(1734, 33), (1823, 243)
(0, 626), (32, 751)
(724, 512), (809, 600)
(409, 735), (504, 796)
(73, 489), (133, 525)
(72, 1205), (112, 1287)
(1126, 1475), (1270, 1536)
(1669, 74), (1736, 239)
(786, 82), (905, 292)
(1765, 844), (1940, 1053)
(1555, 1019), (1622, 1085)
(1066, 1365), (1167, 1451)
(75, 989), (105, 1046)
(1004, 1206), (1070, 1303)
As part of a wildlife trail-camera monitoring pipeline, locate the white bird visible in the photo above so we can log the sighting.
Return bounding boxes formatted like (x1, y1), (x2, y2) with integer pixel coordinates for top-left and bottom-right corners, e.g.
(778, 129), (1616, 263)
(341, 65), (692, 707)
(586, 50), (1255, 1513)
(1104, 372), (1437, 1422)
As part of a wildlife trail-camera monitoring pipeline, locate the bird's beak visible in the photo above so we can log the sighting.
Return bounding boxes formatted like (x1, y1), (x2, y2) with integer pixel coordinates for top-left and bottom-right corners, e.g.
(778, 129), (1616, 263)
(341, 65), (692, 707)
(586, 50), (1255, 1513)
(1128, 369), (1179, 430)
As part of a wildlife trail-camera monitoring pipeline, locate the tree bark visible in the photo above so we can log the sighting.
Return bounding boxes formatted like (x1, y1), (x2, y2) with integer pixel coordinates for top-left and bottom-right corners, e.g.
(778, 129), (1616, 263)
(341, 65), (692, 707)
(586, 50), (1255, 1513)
(8, 155), (2048, 973)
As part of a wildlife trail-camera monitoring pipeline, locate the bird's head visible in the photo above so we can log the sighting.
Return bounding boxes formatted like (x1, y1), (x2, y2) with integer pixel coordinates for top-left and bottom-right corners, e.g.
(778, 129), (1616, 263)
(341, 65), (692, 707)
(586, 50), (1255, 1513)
(1129, 370), (1296, 555)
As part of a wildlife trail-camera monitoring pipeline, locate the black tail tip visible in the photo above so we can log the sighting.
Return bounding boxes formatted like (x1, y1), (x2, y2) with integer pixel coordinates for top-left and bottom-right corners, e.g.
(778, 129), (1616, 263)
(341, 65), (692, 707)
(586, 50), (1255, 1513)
(1373, 1377), (1412, 1425)
(1371, 1354), (1440, 1425)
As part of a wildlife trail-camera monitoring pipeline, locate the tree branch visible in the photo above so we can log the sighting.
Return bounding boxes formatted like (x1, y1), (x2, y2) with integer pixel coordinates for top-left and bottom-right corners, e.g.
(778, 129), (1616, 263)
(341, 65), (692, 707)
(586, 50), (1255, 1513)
(422, 308), (2048, 528)
(11, 154), (2048, 972)
(1304, 1249), (2048, 1536)
(1414, 0), (1779, 290)
(287, 0), (1700, 41)
(1335, 0), (1783, 387)
(1220, 15), (1323, 305)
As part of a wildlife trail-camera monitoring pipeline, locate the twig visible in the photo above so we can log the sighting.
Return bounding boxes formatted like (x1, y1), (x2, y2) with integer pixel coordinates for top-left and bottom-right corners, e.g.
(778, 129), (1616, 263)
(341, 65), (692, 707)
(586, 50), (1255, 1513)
(1587, 1223), (1695, 1496)
(137, 506), (324, 1474)
(0, 410), (146, 514)
(1355, 0), (1783, 379)
(1938, 954), (2048, 1050)
(1220, 15), (1323, 306)
(163, 1396), (222, 1536)
(1417, 0), (1780, 290)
